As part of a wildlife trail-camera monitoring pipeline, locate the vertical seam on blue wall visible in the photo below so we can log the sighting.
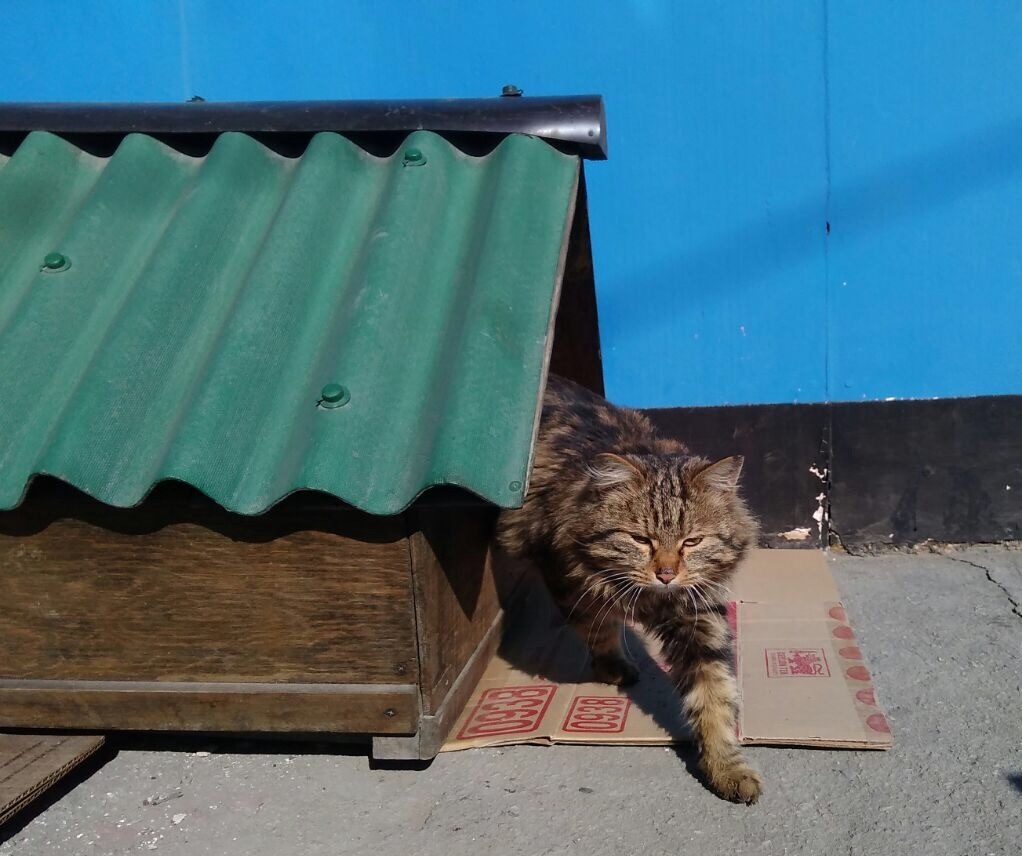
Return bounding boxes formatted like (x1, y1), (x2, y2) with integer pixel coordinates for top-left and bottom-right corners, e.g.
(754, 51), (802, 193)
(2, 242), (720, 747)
(178, 0), (193, 100)
(822, 0), (833, 403)
(820, 1), (835, 546)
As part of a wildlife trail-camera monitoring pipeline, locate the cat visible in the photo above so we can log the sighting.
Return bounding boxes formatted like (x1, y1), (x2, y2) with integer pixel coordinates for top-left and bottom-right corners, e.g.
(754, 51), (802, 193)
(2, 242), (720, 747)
(497, 373), (762, 804)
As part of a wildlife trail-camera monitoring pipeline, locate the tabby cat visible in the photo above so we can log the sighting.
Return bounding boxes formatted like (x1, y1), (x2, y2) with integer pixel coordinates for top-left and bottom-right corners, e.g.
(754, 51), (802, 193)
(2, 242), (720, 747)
(497, 374), (762, 804)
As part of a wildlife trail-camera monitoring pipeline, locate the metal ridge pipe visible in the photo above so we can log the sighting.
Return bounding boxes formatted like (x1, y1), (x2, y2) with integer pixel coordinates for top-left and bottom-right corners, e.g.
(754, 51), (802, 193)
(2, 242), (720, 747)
(0, 94), (608, 159)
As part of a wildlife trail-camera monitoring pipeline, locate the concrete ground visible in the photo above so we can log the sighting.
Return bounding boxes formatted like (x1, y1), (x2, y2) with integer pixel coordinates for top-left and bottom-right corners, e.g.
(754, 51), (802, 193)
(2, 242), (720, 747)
(2, 546), (1020, 856)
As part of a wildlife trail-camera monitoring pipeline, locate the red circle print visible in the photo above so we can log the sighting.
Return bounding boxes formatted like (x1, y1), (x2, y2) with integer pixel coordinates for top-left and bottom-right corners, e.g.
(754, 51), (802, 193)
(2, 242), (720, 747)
(856, 689), (876, 706)
(846, 665), (871, 681)
(832, 625), (855, 640)
(839, 646), (863, 660)
(866, 713), (891, 733)
(828, 606), (847, 622)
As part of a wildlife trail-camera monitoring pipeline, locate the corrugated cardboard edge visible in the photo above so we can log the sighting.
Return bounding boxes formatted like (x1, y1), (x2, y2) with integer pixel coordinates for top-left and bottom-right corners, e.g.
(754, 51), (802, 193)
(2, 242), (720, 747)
(443, 550), (892, 752)
(734, 597), (893, 749)
(0, 734), (105, 827)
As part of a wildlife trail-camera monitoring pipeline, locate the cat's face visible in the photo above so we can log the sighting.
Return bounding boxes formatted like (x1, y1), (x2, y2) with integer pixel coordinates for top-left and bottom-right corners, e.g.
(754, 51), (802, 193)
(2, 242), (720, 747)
(576, 454), (755, 602)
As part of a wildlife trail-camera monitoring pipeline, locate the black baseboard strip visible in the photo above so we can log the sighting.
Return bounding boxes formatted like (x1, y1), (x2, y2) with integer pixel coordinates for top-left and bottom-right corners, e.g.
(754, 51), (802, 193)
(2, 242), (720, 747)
(644, 395), (1021, 548)
(645, 403), (830, 548)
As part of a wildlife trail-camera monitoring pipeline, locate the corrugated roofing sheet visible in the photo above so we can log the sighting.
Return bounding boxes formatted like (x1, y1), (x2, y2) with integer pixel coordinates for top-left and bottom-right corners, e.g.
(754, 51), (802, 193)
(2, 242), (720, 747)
(0, 130), (579, 515)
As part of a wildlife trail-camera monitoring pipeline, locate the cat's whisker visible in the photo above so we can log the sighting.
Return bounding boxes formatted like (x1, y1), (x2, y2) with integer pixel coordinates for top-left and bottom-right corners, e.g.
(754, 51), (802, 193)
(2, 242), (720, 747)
(691, 585), (716, 618)
(621, 584), (643, 663)
(620, 582), (639, 624)
(671, 590), (699, 674)
(691, 592), (715, 618)
(696, 579), (731, 600)
(569, 573), (639, 636)
(618, 585), (635, 660)
(621, 584), (637, 625)
(564, 575), (616, 624)
(586, 580), (633, 645)
(599, 587), (631, 608)
(694, 582), (731, 615)
(596, 572), (637, 585)
(581, 582), (622, 644)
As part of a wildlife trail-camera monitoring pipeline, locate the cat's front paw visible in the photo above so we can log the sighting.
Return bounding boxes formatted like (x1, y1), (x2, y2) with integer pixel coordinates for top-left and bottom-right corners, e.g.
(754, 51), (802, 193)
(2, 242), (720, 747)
(704, 760), (763, 805)
(590, 653), (640, 687)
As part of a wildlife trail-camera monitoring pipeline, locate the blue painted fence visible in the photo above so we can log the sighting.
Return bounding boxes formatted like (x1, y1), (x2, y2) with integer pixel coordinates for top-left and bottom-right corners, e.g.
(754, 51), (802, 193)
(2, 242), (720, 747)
(2, 1), (1019, 407)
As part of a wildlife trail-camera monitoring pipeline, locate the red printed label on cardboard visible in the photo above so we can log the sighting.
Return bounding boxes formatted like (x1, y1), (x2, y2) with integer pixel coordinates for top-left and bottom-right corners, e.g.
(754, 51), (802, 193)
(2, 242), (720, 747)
(456, 685), (556, 739)
(561, 696), (631, 733)
(765, 648), (831, 677)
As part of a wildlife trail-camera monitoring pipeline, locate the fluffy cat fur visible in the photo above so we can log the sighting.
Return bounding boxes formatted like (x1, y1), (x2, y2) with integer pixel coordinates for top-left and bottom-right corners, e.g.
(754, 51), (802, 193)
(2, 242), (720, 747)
(498, 374), (762, 804)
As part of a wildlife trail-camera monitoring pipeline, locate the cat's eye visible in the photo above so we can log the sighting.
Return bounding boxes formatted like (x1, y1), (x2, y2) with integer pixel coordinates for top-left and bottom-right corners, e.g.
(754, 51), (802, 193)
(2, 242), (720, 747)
(629, 534), (653, 547)
(682, 536), (704, 548)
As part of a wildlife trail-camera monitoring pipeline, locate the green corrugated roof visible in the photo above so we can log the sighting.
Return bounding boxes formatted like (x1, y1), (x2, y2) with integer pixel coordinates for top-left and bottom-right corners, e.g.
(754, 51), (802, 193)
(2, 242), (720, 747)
(0, 130), (579, 515)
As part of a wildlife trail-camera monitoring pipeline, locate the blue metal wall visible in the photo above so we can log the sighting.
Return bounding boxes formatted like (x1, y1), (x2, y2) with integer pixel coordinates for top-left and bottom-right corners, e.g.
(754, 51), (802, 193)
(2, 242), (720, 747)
(3, 1), (1019, 407)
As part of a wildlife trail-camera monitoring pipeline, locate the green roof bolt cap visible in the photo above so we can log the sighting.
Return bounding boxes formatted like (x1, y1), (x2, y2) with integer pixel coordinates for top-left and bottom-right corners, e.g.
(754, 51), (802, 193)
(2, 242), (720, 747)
(41, 252), (70, 272)
(319, 382), (350, 409)
(403, 148), (426, 166)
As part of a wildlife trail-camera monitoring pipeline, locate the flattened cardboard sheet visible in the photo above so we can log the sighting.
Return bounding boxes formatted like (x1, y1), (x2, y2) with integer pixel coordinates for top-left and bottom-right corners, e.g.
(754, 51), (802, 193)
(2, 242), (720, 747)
(0, 734), (105, 826)
(444, 550), (891, 751)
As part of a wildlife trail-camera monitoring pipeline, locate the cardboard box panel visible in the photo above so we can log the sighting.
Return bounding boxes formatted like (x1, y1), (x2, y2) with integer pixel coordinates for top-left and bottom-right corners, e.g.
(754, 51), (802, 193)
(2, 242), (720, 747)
(444, 550), (891, 752)
(0, 734), (104, 827)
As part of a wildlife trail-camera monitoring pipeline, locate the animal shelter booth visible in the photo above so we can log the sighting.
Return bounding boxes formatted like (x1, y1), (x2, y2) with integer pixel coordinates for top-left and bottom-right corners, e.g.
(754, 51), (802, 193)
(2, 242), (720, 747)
(0, 96), (608, 812)
(0, 96), (889, 820)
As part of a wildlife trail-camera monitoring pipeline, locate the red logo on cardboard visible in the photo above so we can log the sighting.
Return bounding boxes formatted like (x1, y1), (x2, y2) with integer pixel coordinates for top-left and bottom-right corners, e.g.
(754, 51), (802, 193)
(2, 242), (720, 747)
(457, 685), (556, 739)
(765, 648), (831, 677)
(562, 696), (631, 734)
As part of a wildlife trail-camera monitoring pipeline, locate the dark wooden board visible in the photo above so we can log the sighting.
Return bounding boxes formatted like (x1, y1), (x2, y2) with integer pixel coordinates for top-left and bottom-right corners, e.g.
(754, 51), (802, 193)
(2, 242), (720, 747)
(549, 170), (605, 395)
(0, 734), (104, 827)
(0, 682), (418, 734)
(0, 480), (418, 685)
(405, 504), (501, 715)
(373, 610), (504, 760)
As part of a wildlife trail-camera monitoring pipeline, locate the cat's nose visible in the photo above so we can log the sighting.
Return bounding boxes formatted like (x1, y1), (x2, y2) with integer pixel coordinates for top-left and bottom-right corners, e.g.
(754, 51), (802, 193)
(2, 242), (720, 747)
(656, 566), (677, 584)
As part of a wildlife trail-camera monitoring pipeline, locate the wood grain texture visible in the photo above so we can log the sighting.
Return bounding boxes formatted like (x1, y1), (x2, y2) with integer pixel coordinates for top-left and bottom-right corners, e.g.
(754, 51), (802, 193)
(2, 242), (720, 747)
(0, 480), (418, 685)
(0, 734), (105, 827)
(405, 502), (501, 715)
(372, 609), (504, 760)
(548, 171), (604, 395)
(0, 683), (418, 733)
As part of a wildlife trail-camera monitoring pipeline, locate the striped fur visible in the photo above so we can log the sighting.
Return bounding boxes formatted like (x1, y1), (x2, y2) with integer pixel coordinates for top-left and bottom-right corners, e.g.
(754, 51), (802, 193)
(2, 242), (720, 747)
(498, 374), (762, 804)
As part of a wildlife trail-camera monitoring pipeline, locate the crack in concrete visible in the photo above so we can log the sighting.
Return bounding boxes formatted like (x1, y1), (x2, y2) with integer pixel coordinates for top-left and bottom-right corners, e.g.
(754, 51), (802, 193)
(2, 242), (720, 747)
(945, 555), (1022, 620)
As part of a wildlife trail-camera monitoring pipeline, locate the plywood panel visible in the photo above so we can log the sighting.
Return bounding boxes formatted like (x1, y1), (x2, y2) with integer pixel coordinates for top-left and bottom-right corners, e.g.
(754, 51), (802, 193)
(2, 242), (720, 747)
(406, 501), (502, 715)
(0, 481), (417, 685)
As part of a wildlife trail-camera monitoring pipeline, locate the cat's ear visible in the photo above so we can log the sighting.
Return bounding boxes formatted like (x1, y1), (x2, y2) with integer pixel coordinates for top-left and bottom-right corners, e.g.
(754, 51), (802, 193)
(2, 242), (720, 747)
(693, 455), (744, 493)
(588, 453), (643, 489)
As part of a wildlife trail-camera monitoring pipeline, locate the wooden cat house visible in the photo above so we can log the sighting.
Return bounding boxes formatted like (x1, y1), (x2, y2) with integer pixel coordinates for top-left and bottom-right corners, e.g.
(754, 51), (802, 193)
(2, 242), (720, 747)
(0, 97), (605, 760)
